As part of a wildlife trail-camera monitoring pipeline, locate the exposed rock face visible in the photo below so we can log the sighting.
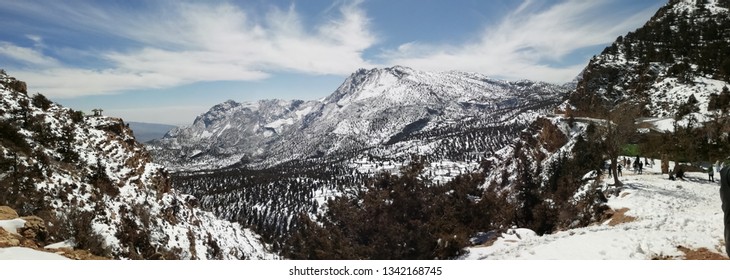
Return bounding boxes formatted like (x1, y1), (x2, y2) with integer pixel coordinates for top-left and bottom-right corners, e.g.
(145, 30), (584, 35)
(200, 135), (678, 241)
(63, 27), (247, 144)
(18, 216), (46, 241)
(0, 206), (18, 220)
(0, 228), (20, 247)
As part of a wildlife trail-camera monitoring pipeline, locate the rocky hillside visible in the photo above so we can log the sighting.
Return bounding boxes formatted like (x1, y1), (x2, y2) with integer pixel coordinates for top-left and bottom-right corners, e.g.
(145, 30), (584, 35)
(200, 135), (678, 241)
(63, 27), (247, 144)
(479, 116), (609, 233)
(0, 70), (273, 259)
(0, 205), (106, 260)
(569, 0), (730, 117)
(149, 66), (568, 170)
(477, 0), (730, 233)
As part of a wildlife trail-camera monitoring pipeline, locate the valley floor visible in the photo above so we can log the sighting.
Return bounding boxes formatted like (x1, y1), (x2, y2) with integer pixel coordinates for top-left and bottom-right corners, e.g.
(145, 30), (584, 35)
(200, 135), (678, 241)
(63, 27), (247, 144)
(465, 162), (727, 260)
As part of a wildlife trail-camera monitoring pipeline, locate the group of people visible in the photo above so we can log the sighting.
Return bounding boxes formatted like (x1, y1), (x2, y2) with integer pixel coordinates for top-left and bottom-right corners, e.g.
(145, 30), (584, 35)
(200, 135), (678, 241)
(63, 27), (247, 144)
(599, 156), (730, 257)
(600, 156), (730, 257)
(605, 156), (654, 177)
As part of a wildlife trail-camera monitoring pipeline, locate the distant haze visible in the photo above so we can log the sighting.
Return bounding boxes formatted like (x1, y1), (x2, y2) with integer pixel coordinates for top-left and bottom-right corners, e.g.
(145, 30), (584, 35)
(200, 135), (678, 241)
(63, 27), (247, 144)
(127, 122), (177, 143)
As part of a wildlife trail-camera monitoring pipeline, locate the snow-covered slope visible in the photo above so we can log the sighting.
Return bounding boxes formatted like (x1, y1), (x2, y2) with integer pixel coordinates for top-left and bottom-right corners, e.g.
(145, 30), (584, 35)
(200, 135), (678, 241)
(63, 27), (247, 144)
(467, 164), (725, 259)
(569, 0), (730, 117)
(149, 66), (567, 170)
(0, 71), (274, 259)
(0, 247), (70, 260)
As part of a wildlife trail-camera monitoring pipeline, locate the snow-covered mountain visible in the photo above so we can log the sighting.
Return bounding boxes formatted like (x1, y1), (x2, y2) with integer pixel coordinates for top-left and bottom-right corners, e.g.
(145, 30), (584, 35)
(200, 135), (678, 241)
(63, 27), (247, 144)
(0, 70), (274, 259)
(149, 99), (320, 169)
(149, 66), (568, 170)
(569, 0), (730, 118)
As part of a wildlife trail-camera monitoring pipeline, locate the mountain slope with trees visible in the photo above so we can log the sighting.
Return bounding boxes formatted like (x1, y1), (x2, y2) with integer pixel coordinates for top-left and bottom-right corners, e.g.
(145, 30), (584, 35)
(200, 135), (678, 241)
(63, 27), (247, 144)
(564, 0), (730, 173)
(0, 70), (273, 259)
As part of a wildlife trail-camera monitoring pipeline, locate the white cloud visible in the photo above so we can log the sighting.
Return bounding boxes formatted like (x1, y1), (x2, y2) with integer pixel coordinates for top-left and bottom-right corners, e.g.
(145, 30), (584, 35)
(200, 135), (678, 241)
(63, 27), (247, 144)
(0, 0), (661, 97)
(0, 42), (58, 67)
(0, 1), (376, 98)
(382, 0), (659, 83)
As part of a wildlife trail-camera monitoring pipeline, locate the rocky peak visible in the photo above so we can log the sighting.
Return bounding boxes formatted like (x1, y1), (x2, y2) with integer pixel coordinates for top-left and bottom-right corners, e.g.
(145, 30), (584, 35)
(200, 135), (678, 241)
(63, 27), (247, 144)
(569, 0), (730, 117)
(324, 66), (419, 104)
(666, 0), (729, 15)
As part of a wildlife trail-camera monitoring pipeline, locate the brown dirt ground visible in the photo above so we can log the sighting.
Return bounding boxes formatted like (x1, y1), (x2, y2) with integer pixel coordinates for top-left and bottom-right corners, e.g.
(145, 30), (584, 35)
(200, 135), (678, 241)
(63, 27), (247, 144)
(607, 208), (637, 226)
(654, 246), (728, 260)
(677, 246), (728, 260)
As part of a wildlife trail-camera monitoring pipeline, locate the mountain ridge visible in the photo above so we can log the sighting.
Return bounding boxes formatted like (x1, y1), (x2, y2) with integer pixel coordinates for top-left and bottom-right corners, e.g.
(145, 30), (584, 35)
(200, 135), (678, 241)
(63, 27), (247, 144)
(149, 65), (569, 171)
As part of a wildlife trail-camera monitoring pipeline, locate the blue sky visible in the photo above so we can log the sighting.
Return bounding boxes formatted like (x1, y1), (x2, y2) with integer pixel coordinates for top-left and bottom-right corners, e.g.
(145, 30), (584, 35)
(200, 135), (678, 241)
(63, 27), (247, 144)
(0, 0), (665, 125)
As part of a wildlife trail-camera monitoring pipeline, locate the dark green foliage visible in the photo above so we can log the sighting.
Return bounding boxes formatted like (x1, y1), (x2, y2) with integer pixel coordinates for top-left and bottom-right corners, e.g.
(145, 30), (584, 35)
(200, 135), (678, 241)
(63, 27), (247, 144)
(640, 110), (730, 165)
(70, 110), (84, 124)
(27, 114), (56, 147)
(708, 86), (730, 112)
(88, 161), (118, 197)
(508, 120), (608, 235)
(676, 94), (700, 119)
(31, 93), (53, 111)
(116, 206), (161, 260)
(46, 209), (112, 257)
(622, 144), (640, 157)
(14, 99), (30, 128)
(283, 160), (494, 260)
(514, 153), (541, 230)
(58, 124), (79, 163)
(721, 58), (730, 79)
(0, 119), (30, 154)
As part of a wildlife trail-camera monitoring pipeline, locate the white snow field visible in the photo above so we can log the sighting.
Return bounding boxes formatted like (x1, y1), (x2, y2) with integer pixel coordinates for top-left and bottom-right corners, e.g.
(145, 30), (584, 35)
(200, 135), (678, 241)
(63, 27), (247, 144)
(465, 161), (726, 260)
(0, 247), (69, 260)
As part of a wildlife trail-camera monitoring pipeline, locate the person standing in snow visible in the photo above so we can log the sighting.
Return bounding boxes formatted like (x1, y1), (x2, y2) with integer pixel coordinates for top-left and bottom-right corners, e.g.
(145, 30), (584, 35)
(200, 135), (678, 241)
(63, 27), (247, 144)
(638, 161), (643, 175)
(618, 164), (623, 176)
(719, 162), (730, 257)
(709, 165), (715, 182)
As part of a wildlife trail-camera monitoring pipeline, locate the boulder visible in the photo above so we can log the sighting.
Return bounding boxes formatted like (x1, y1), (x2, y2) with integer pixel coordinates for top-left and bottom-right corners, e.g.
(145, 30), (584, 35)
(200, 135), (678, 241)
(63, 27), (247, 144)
(0, 206), (18, 220)
(18, 216), (47, 242)
(0, 228), (20, 247)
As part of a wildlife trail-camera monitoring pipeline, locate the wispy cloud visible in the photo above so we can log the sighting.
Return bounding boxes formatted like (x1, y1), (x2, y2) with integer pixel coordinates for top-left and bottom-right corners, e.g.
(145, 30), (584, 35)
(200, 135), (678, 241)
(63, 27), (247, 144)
(0, 42), (58, 67)
(381, 0), (659, 83)
(0, 0), (660, 97)
(0, 1), (376, 97)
